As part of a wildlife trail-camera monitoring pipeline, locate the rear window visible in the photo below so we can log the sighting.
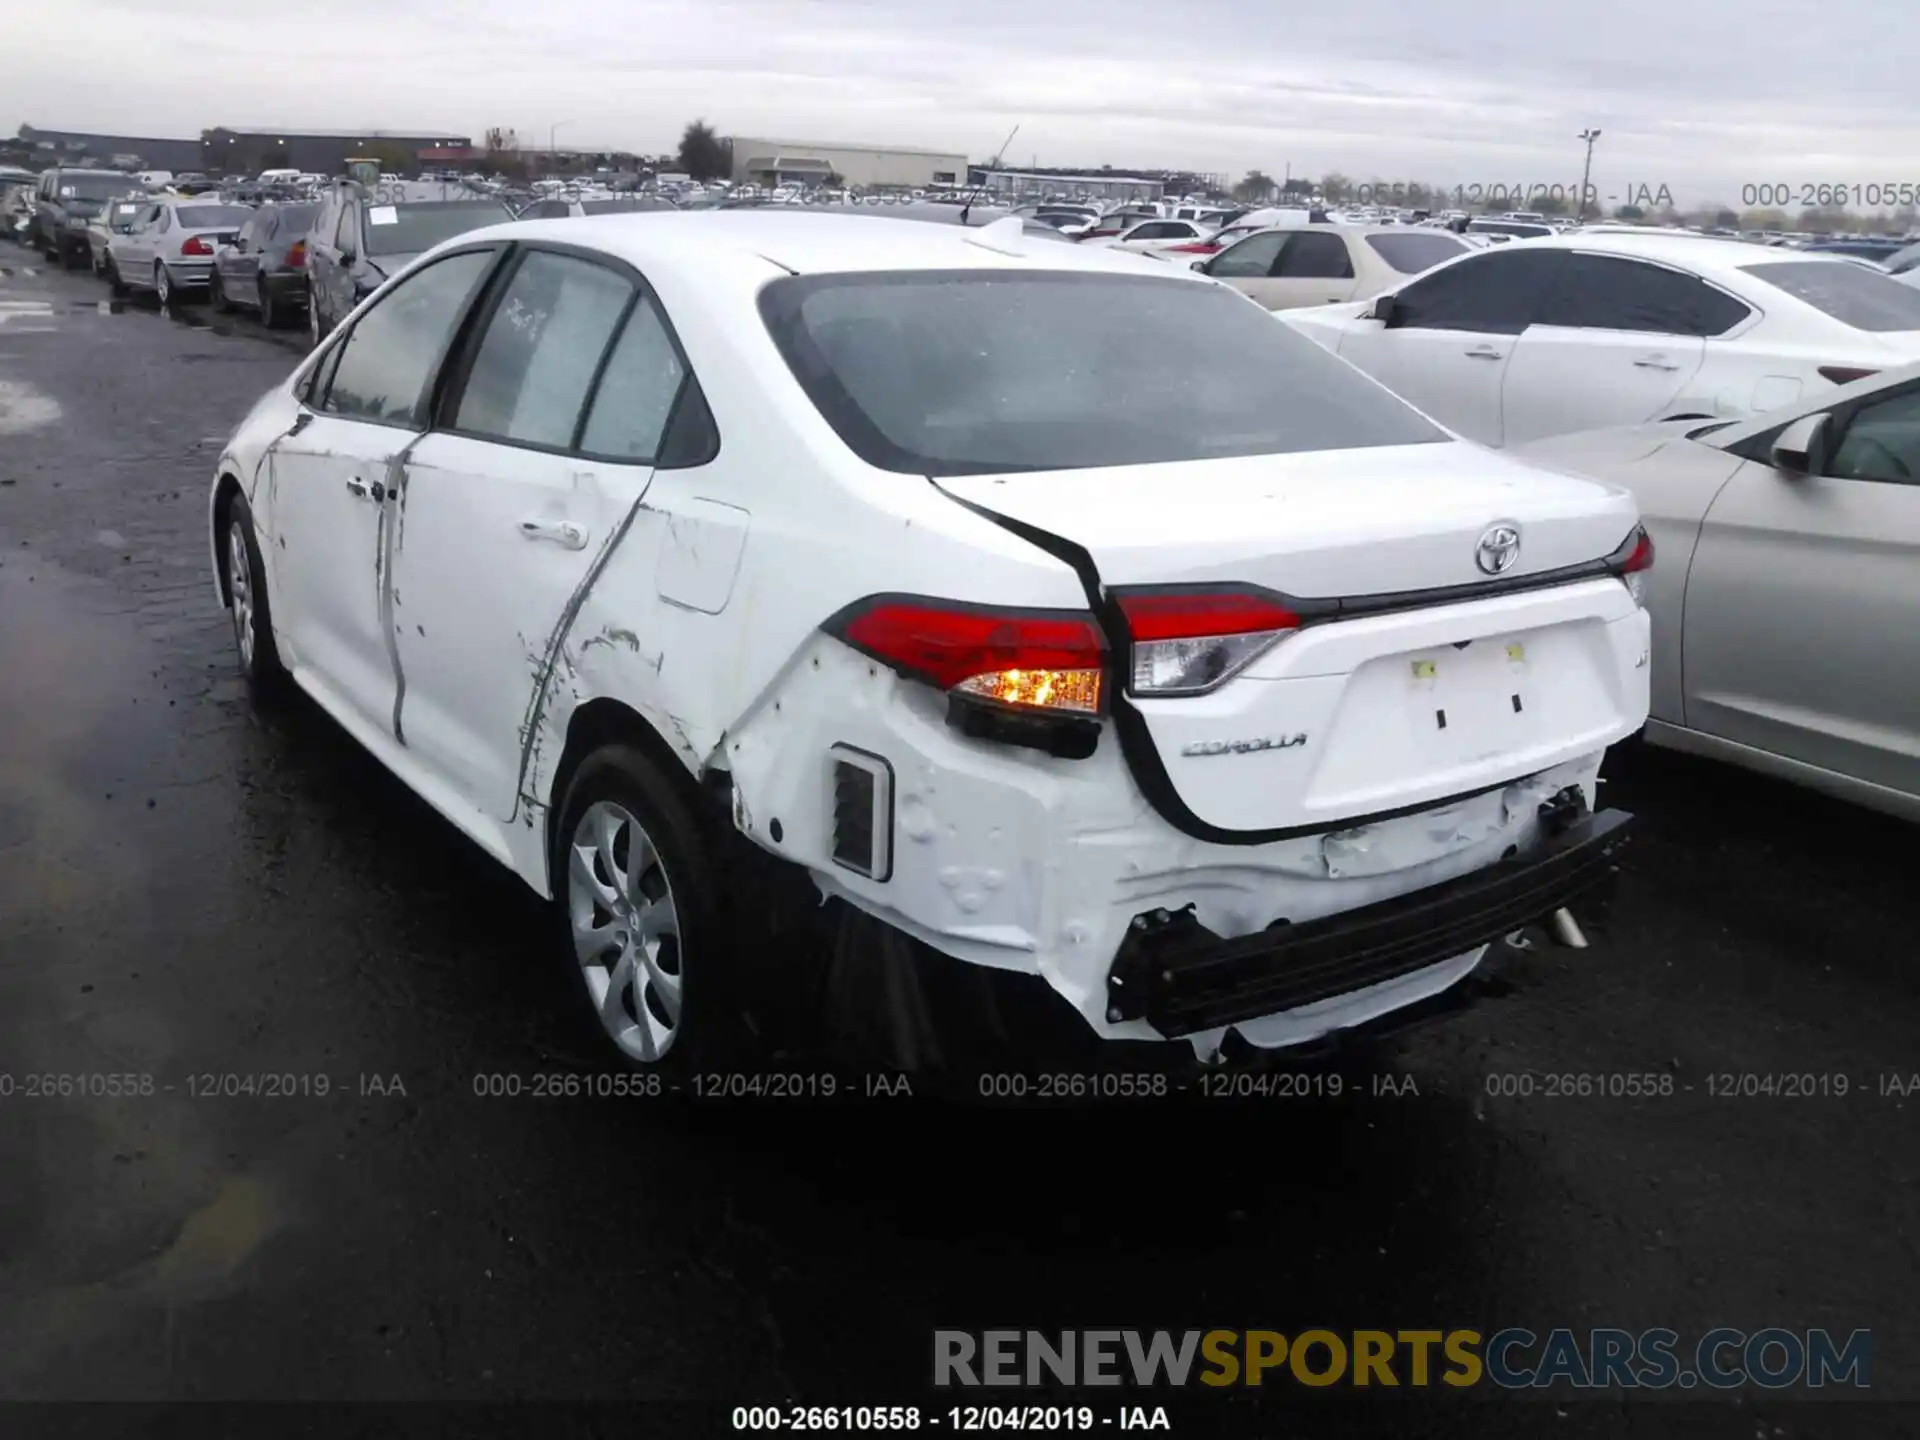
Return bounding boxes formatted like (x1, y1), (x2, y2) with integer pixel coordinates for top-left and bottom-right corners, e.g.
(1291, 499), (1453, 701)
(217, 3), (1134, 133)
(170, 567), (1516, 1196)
(269, 203), (319, 234)
(1741, 261), (1920, 331)
(758, 271), (1447, 477)
(1365, 231), (1470, 273)
(176, 205), (254, 228)
(59, 173), (133, 201)
(364, 201), (513, 255)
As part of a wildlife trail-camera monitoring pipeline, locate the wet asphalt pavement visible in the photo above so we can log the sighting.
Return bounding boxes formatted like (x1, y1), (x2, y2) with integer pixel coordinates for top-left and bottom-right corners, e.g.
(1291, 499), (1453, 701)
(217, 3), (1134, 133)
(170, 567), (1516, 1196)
(1, 251), (1916, 1435)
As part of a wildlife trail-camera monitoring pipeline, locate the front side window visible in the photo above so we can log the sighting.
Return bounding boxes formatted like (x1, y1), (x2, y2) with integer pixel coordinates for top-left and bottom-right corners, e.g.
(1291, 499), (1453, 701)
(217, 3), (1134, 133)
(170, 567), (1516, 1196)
(577, 296), (689, 460)
(1828, 388), (1920, 484)
(1390, 249), (1564, 333)
(759, 270), (1446, 477)
(1209, 232), (1287, 278)
(1275, 232), (1354, 279)
(320, 249), (495, 426)
(451, 250), (633, 449)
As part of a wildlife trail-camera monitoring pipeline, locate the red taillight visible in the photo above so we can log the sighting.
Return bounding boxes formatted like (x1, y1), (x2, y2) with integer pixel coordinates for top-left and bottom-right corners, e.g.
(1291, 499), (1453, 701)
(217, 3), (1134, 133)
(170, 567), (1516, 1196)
(1608, 526), (1654, 608)
(181, 235), (212, 256)
(1618, 529), (1655, 573)
(285, 240), (306, 268)
(1119, 590), (1302, 695)
(1818, 365), (1878, 385)
(836, 599), (1105, 713)
(1118, 591), (1301, 641)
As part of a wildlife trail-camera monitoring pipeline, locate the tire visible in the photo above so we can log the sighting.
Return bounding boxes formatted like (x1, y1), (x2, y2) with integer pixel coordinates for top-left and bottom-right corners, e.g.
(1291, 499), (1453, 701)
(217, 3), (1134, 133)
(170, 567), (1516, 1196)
(307, 285), (324, 348)
(223, 490), (286, 701)
(550, 745), (735, 1072)
(259, 282), (282, 329)
(60, 240), (80, 271)
(210, 269), (233, 312)
(154, 261), (172, 308)
(104, 255), (128, 298)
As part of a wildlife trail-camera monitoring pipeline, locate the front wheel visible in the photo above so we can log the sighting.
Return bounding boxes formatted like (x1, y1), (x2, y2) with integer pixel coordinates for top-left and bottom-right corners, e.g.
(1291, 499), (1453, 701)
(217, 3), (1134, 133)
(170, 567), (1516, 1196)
(224, 491), (286, 700)
(552, 746), (732, 1071)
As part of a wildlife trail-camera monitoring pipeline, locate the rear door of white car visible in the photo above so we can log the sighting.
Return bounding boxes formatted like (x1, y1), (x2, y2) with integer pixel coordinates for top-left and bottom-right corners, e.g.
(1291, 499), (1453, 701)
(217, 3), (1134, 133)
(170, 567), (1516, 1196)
(1338, 247), (1565, 446)
(1499, 253), (1736, 445)
(1683, 383), (1920, 799)
(392, 246), (688, 821)
(266, 247), (501, 739)
(1255, 230), (1361, 309)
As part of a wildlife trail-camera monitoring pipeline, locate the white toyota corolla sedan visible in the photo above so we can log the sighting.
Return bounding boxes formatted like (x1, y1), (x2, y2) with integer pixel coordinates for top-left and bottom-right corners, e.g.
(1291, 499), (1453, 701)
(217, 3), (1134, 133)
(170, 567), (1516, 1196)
(208, 210), (1652, 1072)
(1281, 232), (1920, 448)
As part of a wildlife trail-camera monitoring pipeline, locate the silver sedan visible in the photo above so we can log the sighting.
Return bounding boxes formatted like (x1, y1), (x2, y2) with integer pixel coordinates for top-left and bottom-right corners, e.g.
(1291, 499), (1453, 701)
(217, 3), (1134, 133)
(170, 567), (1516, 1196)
(103, 197), (256, 305)
(1517, 365), (1920, 821)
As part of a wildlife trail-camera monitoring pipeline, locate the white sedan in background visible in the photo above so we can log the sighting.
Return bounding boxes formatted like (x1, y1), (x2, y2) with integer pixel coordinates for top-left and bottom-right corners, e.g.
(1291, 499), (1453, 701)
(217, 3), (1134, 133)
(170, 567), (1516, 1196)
(1188, 223), (1473, 311)
(1517, 364), (1920, 821)
(1079, 217), (1215, 256)
(104, 197), (257, 305)
(1283, 233), (1920, 447)
(207, 210), (1647, 1072)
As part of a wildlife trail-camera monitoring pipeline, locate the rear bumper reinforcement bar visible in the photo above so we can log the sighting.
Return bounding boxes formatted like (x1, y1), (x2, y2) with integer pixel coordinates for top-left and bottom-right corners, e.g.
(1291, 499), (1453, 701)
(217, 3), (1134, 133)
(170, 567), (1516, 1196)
(1105, 792), (1631, 1038)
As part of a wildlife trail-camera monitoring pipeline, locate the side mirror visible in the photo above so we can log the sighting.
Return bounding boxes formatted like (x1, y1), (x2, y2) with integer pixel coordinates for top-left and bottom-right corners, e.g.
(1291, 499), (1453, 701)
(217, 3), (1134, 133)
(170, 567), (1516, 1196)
(338, 248), (356, 266)
(1367, 293), (1399, 325)
(1770, 412), (1830, 476)
(1190, 257), (1210, 273)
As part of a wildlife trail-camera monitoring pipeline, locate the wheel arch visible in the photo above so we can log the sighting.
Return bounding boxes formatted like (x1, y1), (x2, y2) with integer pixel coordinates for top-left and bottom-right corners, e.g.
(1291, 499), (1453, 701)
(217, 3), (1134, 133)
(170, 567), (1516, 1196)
(211, 472), (245, 606)
(541, 696), (731, 888)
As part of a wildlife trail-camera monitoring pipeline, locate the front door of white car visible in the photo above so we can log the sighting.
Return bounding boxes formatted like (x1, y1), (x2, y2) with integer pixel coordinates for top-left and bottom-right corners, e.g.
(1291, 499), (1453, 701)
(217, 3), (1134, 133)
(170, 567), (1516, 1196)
(1498, 252), (1742, 445)
(1338, 247), (1565, 446)
(1683, 386), (1920, 801)
(393, 248), (689, 821)
(266, 247), (500, 739)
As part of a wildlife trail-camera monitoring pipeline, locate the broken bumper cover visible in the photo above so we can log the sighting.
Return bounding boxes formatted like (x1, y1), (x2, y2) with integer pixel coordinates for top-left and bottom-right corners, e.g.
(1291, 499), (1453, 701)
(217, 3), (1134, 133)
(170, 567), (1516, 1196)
(1106, 803), (1631, 1038)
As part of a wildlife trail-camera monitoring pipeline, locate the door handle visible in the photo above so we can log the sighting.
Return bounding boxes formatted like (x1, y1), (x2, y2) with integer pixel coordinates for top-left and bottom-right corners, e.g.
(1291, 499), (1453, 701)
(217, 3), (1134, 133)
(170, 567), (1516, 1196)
(1464, 346), (1504, 360)
(345, 477), (386, 501)
(1633, 356), (1680, 370)
(518, 517), (589, 550)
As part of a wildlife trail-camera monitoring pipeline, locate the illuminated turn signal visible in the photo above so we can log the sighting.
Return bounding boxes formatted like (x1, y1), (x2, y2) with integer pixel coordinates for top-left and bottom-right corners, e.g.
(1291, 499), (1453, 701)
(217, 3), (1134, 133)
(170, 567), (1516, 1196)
(956, 667), (1103, 713)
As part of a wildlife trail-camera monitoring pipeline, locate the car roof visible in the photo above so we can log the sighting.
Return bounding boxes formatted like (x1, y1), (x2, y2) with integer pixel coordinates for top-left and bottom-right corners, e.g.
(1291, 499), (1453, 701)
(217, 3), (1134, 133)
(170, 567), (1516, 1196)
(459, 210), (1203, 279)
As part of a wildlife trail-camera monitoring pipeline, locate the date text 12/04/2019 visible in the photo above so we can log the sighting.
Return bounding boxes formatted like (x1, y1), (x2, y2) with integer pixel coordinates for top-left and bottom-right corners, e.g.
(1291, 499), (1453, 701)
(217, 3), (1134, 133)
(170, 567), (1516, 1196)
(1348, 182), (1674, 209)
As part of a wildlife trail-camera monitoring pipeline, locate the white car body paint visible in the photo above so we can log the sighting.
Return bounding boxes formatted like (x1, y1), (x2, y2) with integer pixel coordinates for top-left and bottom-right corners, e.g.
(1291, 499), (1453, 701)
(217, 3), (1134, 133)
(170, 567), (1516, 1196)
(1282, 233), (1920, 447)
(210, 210), (1651, 1056)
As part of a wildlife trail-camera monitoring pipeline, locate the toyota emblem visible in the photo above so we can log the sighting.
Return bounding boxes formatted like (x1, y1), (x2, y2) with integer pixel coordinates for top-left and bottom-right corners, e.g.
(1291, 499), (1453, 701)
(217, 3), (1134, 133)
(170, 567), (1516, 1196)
(1475, 522), (1522, 576)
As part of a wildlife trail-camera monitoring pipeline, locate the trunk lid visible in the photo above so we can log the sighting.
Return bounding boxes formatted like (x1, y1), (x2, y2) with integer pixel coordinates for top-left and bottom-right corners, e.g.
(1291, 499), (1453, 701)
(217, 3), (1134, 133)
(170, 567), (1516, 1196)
(935, 444), (1649, 835)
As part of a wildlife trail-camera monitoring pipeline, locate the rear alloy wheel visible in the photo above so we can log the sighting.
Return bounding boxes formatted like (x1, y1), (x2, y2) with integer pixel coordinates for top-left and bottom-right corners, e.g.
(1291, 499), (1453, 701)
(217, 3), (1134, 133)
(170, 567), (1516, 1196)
(554, 746), (729, 1070)
(224, 491), (285, 700)
(154, 261), (172, 308)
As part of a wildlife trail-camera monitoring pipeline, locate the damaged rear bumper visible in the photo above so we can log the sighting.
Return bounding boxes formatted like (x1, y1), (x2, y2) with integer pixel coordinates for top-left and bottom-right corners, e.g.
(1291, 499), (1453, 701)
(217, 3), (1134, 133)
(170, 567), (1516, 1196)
(1105, 799), (1629, 1038)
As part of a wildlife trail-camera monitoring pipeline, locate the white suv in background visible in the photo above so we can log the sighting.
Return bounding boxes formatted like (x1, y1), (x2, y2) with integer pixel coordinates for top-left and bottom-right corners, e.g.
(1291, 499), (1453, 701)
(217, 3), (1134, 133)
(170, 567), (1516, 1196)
(208, 211), (1648, 1072)
(1283, 233), (1920, 448)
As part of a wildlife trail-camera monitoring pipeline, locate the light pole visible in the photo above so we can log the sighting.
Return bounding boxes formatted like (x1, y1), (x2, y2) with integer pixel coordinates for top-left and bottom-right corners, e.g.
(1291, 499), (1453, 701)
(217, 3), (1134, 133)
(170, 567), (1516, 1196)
(549, 120), (572, 177)
(1578, 128), (1602, 221)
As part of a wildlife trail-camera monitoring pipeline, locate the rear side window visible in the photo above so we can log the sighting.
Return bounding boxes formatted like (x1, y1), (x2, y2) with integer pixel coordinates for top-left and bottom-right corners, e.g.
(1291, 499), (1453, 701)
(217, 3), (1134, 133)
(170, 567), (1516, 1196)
(578, 297), (689, 460)
(1365, 231), (1469, 274)
(1389, 249), (1565, 334)
(452, 251), (633, 449)
(1741, 261), (1920, 332)
(1275, 232), (1354, 279)
(321, 249), (495, 426)
(758, 270), (1446, 477)
(1536, 255), (1750, 337)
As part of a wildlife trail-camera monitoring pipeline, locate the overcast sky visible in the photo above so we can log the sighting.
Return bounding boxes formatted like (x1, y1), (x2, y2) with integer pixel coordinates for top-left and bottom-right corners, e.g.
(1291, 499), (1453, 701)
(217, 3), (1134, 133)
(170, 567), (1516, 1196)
(5, 0), (1918, 205)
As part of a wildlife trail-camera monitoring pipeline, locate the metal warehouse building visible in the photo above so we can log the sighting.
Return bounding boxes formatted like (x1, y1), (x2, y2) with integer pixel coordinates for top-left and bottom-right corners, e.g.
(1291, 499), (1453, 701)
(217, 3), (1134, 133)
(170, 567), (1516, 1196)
(201, 127), (472, 178)
(727, 137), (968, 190)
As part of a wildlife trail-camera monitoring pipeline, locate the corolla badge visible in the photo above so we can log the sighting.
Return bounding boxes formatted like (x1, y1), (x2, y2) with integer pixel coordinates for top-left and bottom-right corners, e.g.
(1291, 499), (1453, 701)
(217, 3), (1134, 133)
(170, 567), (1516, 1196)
(1181, 733), (1308, 758)
(1475, 522), (1522, 576)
